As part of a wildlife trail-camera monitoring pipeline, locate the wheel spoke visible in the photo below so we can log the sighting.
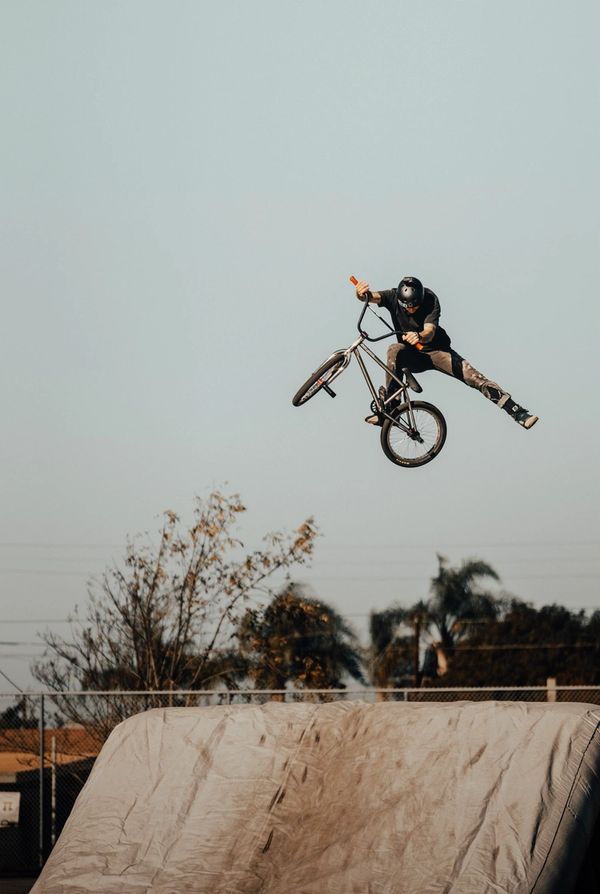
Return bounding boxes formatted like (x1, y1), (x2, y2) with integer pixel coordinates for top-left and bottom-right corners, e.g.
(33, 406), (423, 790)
(384, 404), (445, 467)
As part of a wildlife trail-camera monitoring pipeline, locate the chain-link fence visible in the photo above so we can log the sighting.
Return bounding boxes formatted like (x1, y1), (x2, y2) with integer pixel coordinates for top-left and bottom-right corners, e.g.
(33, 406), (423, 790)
(2, 684), (600, 875)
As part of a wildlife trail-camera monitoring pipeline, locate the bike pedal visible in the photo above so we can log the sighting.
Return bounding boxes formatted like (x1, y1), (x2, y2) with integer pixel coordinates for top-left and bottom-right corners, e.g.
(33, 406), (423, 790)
(323, 385), (336, 398)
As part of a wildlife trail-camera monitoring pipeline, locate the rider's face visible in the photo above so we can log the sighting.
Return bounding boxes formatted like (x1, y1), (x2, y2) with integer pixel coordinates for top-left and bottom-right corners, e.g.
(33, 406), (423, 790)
(405, 305), (418, 314)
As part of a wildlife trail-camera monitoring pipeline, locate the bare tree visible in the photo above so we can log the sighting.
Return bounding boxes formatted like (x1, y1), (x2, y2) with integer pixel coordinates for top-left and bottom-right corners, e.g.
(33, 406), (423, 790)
(33, 491), (317, 741)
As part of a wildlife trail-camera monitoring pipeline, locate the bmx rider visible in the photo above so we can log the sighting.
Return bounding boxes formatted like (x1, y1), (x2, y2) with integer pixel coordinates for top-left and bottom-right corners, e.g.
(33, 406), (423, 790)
(355, 277), (538, 430)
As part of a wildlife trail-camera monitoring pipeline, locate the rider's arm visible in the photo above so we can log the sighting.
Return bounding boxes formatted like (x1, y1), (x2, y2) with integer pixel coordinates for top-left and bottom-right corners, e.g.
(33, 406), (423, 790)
(419, 291), (441, 343)
(355, 281), (382, 304)
(418, 323), (436, 344)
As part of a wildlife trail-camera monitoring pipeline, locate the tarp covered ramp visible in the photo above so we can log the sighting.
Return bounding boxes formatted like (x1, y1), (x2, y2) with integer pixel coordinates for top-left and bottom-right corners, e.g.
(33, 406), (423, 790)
(32, 700), (600, 893)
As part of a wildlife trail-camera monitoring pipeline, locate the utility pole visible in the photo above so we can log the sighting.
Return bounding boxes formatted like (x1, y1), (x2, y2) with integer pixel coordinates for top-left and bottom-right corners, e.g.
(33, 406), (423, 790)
(413, 613), (421, 687)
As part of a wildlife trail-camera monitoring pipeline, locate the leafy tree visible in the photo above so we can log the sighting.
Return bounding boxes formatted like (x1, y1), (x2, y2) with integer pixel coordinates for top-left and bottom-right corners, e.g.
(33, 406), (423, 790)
(0, 697), (38, 730)
(33, 491), (317, 737)
(433, 600), (600, 687)
(237, 583), (364, 695)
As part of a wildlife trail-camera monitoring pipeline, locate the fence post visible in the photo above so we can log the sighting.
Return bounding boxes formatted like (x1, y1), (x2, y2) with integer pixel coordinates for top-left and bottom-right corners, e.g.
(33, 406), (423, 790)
(546, 677), (557, 703)
(38, 693), (45, 868)
(51, 734), (57, 847)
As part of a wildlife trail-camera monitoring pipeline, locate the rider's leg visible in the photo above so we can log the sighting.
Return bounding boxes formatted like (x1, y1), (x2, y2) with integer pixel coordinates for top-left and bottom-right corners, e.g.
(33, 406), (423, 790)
(384, 344), (406, 399)
(385, 344), (432, 400)
(427, 348), (538, 429)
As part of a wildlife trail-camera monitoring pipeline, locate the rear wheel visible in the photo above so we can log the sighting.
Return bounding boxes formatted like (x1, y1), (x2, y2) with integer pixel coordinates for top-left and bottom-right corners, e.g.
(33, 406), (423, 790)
(380, 401), (447, 467)
(292, 353), (347, 406)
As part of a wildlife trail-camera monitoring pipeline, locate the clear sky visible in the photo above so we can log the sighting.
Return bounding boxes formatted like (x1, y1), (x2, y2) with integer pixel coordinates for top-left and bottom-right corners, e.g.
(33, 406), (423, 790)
(1, 0), (599, 690)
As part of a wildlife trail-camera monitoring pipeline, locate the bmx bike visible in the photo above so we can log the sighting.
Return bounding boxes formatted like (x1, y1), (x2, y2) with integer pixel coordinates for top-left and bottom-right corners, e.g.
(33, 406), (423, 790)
(292, 288), (447, 467)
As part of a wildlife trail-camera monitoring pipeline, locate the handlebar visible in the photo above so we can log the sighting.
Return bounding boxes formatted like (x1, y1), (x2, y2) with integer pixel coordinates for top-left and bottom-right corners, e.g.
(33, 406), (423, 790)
(356, 297), (399, 342)
(350, 276), (424, 349)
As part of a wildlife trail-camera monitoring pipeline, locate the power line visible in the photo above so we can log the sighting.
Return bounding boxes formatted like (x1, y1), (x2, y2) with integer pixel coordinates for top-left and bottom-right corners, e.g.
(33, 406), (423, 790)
(454, 642), (600, 652)
(2, 552), (598, 567)
(315, 540), (600, 550)
(0, 568), (597, 581)
(0, 667), (23, 691)
(2, 638), (598, 655)
(1, 600), (600, 626)
(0, 619), (72, 624)
(0, 559), (116, 569)
(0, 538), (597, 550)
(312, 557), (600, 567)
(308, 573), (600, 581)
(0, 641), (43, 647)
(0, 569), (93, 577)
(345, 607), (600, 616)
(0, 542), (122, 549)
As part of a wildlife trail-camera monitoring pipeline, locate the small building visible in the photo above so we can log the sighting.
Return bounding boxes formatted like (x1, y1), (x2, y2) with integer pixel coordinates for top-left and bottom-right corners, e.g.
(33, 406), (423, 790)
(0, 728), (100, 874)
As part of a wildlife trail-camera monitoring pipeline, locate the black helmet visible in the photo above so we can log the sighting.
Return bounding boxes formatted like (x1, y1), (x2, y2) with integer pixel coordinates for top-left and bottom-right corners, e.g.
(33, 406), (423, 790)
(397, 276), (424, 309)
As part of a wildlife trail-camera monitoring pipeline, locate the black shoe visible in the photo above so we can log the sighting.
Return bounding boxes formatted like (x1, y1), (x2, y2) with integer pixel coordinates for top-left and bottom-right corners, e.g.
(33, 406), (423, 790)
(504, 400), (539, 429)
(515, 409), (539, 429)
(364, 413), (383, 426)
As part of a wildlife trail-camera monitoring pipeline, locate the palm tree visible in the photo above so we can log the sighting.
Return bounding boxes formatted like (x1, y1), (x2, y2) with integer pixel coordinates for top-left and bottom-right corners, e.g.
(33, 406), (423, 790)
(236, 583), (365, 695)
(367, 606), (413, 698)
(424, 555), (502, 676)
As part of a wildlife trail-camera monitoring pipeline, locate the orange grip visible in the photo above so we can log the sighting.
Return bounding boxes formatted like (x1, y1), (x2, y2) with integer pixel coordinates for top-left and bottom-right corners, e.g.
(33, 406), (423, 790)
(350, 274), (423, 350)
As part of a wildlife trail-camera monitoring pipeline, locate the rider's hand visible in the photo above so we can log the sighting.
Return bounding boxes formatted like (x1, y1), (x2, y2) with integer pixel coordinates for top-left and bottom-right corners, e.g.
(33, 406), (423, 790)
(402, 332), (421, 346)
(355, 280), (370, 300)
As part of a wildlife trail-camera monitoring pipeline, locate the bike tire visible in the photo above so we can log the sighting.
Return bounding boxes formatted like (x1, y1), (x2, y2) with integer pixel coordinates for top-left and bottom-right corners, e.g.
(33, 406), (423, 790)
(292, 353), (347, 406)
(380, 401), (447, 467)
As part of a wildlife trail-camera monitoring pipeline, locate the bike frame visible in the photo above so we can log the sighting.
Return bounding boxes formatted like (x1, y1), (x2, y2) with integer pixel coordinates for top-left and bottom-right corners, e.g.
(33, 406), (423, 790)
(324, 301), (420, 431)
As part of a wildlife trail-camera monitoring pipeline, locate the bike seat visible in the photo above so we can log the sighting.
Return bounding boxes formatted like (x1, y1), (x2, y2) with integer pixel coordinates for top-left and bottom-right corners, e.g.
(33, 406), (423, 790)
(402, 368), (423, 393)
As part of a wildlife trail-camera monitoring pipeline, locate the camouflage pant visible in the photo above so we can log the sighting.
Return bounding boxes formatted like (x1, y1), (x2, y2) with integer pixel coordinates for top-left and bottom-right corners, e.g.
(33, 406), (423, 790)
(385, 343), (510, 407)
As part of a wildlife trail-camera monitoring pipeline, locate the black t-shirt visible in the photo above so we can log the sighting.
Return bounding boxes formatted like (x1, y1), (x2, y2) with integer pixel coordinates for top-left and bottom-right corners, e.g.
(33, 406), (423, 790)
(378, 287), (451, 351)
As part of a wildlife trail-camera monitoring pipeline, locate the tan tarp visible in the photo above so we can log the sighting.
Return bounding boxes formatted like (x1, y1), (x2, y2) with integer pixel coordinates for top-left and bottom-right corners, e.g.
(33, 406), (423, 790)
(32, 701), (600, 893)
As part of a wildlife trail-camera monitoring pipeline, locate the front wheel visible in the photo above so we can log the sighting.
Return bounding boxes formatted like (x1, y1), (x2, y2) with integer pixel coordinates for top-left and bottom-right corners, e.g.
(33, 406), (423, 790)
(381, 401), (447, 467)
(292, 352), (347, 406)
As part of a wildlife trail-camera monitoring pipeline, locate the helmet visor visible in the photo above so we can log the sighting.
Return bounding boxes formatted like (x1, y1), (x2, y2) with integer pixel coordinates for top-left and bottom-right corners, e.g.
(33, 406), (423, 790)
(398, 292), (423, 309)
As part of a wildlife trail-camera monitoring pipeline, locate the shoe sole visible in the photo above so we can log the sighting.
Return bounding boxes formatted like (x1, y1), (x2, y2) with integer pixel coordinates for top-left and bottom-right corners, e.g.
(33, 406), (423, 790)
(523, 415), (539, 429)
